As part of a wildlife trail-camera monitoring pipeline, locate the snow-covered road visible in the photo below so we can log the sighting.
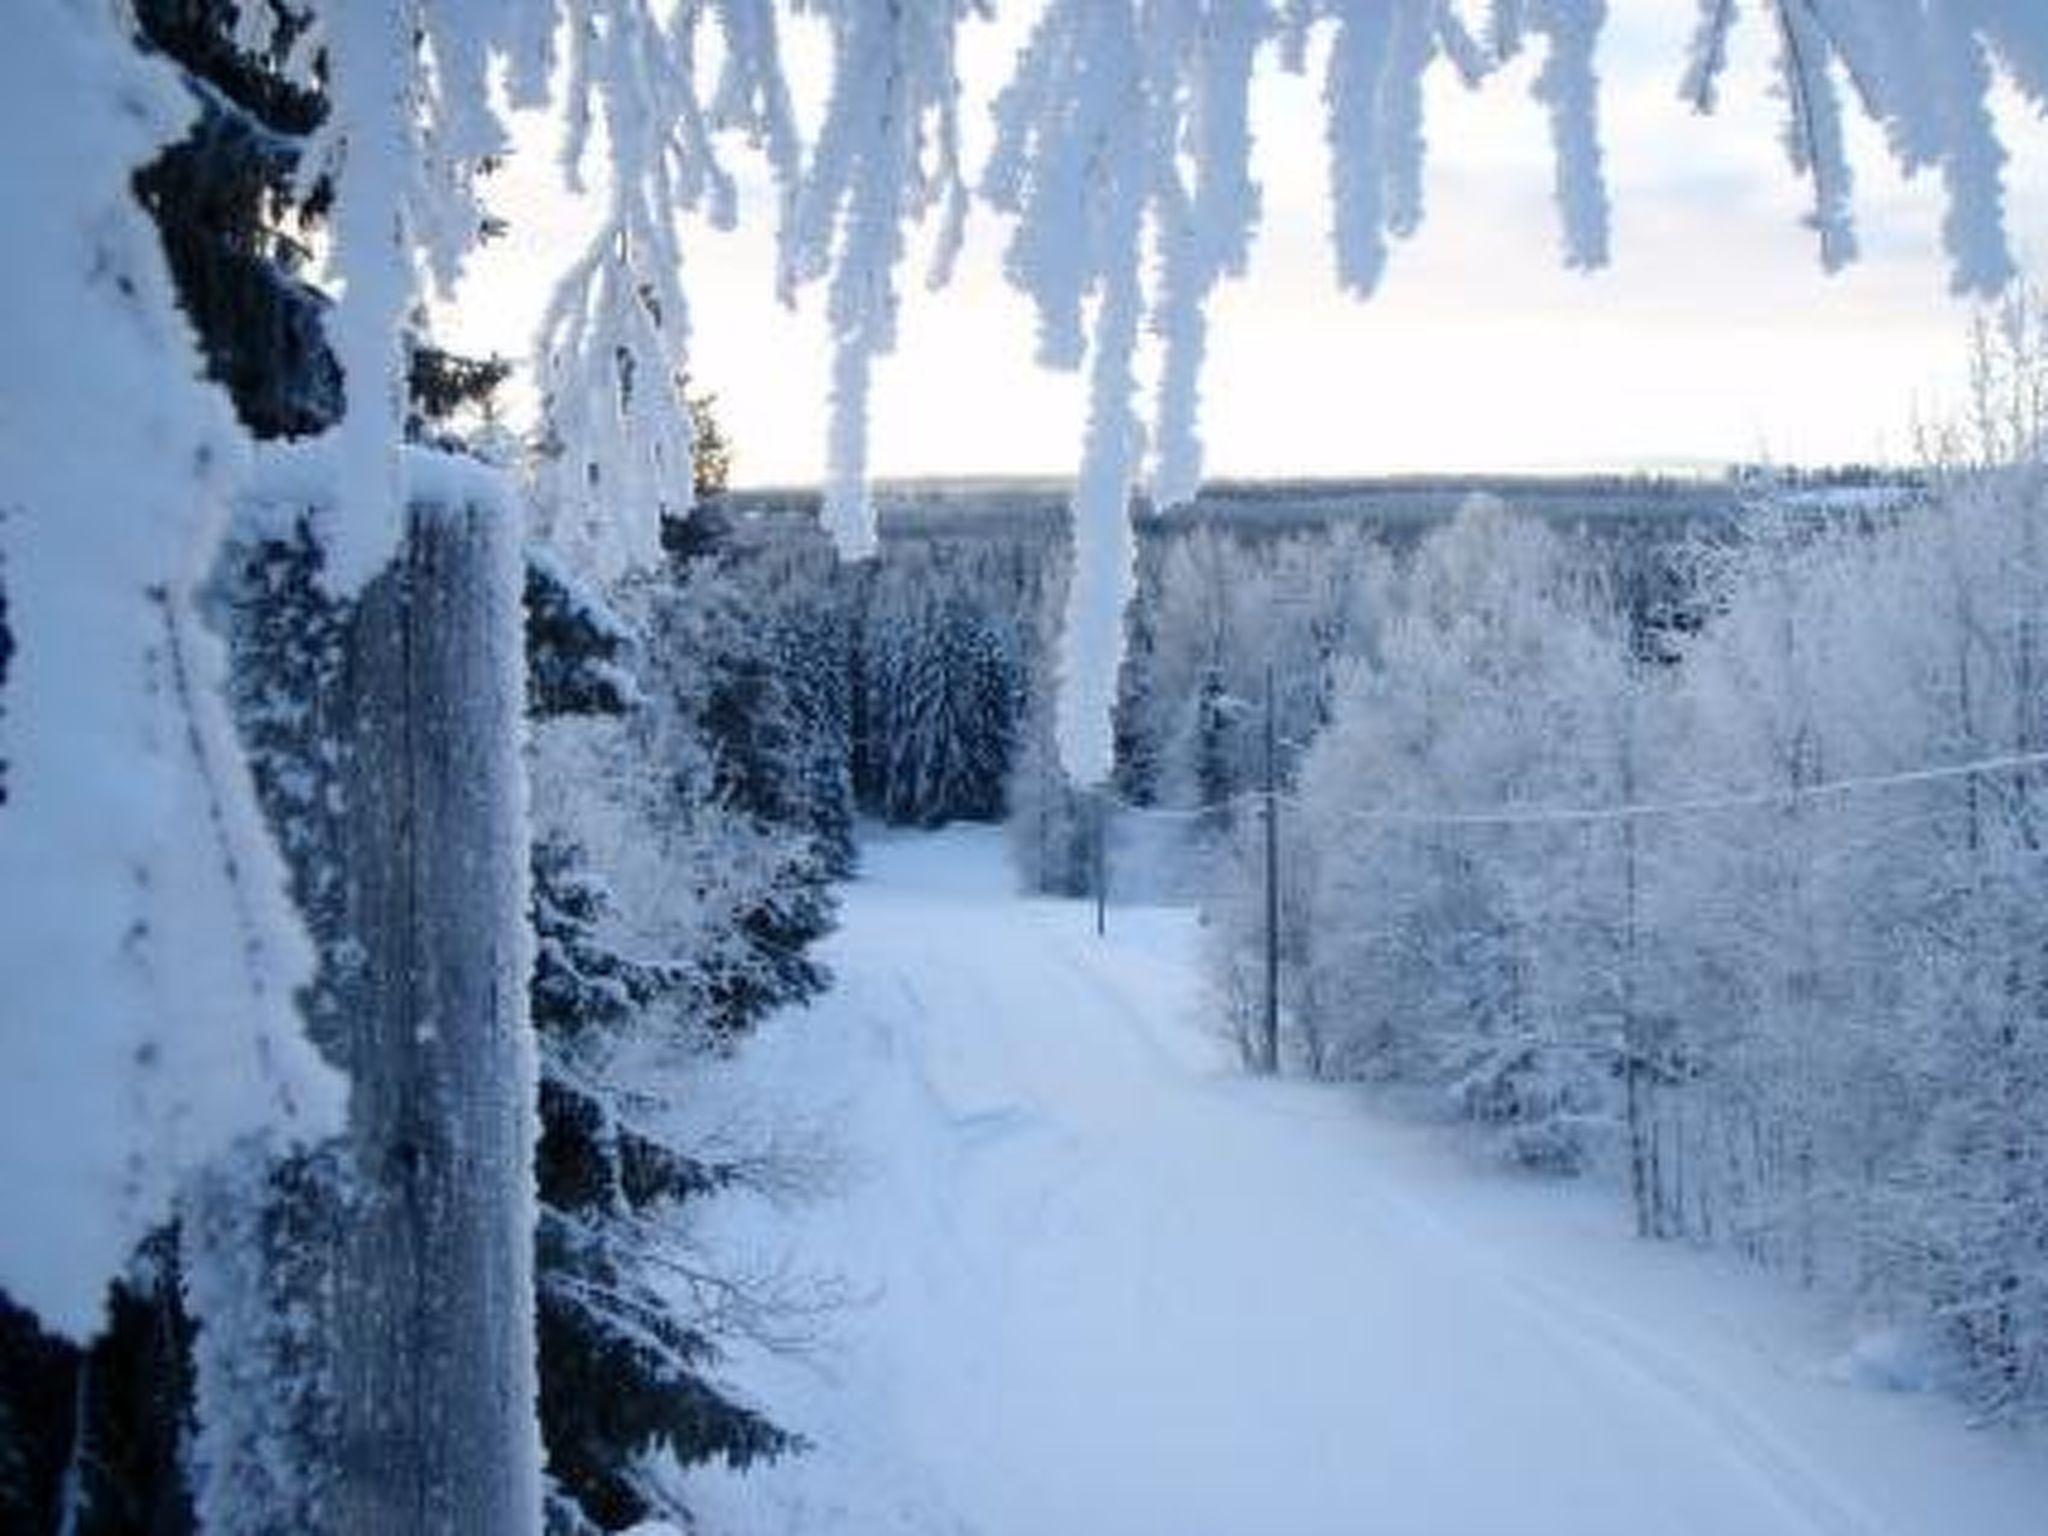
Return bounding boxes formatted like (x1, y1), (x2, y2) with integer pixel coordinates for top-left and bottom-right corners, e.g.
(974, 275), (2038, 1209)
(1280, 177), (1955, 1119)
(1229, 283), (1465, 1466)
(680, 828), (2048, 1536)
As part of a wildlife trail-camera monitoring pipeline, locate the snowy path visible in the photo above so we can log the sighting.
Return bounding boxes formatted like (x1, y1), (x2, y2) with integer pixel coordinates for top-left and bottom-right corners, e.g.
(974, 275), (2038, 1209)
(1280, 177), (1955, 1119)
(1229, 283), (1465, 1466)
(680, 828), (2048, 1536)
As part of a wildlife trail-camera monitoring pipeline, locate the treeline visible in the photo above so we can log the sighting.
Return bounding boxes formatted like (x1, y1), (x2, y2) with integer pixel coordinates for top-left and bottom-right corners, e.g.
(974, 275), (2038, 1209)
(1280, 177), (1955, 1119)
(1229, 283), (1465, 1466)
(1207, 483), (2048, 1423)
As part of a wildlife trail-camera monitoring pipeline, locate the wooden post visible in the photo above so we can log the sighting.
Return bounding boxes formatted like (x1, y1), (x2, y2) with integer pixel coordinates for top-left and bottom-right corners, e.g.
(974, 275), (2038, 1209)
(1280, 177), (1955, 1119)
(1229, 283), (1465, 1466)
(331, 500), (539, 1535)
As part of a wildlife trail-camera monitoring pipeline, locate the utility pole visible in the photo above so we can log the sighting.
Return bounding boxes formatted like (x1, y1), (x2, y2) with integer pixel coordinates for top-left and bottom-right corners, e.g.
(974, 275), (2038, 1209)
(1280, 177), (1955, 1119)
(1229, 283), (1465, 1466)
(1620, 662), (1649, 1239)
(1036, 750), (1049, 893)
(1263, 662), (1280, 1075)
(1094, 786), (1108, 937)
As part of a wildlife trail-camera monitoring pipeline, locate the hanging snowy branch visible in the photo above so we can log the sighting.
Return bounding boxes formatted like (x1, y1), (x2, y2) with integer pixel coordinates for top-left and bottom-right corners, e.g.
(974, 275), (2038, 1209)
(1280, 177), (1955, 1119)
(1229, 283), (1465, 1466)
(1146, 0), (1268, 509)
(281, 0), (517, 590)
(986, 0), (1151, 785)
(1774, 0), (1858, 271)
(986, 0), (1273, 782)
(1322, 0), (1412, 299)
(1530, 0), (1612, 270)
(516, 0), (2048, 611)
(782, 0), (978, 560)
(536, 0), (801, 582)
(1682, 2), (2048, 296)
(283, 0), (2048, 782)
(307, 3), (420, 591)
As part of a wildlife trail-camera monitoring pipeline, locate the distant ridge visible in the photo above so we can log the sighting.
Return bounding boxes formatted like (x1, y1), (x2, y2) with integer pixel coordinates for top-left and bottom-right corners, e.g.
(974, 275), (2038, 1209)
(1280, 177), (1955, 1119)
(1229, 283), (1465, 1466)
(722, 467), (1922, 543)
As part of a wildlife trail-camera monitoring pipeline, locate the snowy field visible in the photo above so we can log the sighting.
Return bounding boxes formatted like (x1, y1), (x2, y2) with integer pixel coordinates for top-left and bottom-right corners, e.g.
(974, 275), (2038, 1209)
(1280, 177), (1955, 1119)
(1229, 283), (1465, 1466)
(679, 827), (2048, 1536)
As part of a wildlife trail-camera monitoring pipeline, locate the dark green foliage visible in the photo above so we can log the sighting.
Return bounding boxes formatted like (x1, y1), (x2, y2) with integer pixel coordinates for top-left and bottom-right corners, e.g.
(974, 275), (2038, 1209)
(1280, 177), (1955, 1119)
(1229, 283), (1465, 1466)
(700, 624), (807, 825)
(527, 553), (640, 720)
(689, 394), (732, 500)
(861, 590), (1023, 826)
(843, 530), (1051, 829)
(770, 592), (859, 877)
(132, 0), (339, 440)
(134, 0), (323, 134)
(639, 539), (838, 1037)
(0, 1292), (77, 1528)
(409, 345), (512, 437)
(536, 1263), (786, 1533)
(531, 839), (684, 1039)
(0, 1241), (196, 1536)
(666, 509), (1053, 842)
(534, 1058), (790, 1529)
(704, 842), (834, 1041)
(530, 840), (797, 1532)
(63, 1248), (197, 1536)
(529, 489), (863, 1528)
(1190, 664), (1237, 815)
(702, 521), (860, 877)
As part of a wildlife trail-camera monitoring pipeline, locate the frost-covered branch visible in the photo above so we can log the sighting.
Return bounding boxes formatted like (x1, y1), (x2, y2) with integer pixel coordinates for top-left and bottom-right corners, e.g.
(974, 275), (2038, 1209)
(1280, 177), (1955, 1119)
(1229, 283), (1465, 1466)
(1775, 0), (1858, 271)
(781, 0), (978, 559)
(295, 0), (514, 589)
(986, 0), (1271, 781)
(539, 3), (728, 580)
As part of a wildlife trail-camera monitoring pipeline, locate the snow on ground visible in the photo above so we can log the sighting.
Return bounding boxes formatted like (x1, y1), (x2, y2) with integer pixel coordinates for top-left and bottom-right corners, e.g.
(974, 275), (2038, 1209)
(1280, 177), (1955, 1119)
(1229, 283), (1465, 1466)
(678, 826), (2048, 1536)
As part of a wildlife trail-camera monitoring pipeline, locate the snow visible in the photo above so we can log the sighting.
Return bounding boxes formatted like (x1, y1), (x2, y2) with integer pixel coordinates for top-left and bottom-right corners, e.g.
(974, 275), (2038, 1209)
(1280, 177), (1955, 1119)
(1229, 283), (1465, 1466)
(679, 826), (2048, 1535)
(246, 437), (518, 530)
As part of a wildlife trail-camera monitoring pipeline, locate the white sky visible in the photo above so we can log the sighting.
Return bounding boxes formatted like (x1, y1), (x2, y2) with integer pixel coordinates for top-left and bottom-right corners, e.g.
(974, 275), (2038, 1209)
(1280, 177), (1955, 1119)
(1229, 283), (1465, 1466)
(447, 6), (2048, 489)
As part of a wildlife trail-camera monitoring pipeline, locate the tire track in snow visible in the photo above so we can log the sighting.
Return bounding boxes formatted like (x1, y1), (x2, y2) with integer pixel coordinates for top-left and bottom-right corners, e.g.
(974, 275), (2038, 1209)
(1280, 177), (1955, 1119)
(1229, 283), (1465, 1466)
(1349, 1168), (1895, 1536)
(1497, 1273), (1894, 1536)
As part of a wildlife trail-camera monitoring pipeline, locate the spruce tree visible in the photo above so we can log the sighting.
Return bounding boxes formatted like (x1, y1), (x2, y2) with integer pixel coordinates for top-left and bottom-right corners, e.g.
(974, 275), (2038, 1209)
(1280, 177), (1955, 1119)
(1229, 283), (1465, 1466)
(527, 438), (829, 1532)
(529, 837), (793, 1533)
(0, 4), (338, 1525)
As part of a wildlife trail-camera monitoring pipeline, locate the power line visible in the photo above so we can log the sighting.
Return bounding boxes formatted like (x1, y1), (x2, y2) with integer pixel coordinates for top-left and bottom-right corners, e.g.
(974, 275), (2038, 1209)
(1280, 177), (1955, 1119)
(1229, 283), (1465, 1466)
(1098, 748), (2048, 831)
(1320, 747), (2048, 830)
(1097, 788), (1264, 821)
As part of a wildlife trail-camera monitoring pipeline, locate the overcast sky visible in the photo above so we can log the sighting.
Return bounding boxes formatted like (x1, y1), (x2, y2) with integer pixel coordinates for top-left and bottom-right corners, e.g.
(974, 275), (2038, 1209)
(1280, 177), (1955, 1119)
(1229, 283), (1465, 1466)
(449, 6), (2048, 489)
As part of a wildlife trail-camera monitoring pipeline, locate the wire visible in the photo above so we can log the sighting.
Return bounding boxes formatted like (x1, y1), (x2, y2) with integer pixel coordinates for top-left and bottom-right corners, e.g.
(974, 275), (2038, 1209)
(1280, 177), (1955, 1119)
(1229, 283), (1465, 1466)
(1102, 797), (1250, 822)
(1317, 747), (2048, 830)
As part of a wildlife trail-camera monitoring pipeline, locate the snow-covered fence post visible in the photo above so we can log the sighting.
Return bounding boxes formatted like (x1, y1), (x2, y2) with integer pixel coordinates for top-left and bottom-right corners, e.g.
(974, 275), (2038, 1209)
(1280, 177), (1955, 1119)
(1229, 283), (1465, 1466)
(331, 494), (540, 1535)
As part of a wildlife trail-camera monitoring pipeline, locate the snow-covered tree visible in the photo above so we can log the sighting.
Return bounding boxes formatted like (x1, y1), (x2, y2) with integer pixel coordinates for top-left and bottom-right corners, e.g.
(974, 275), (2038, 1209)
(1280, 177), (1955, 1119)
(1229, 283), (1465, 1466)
(1007, 542), (1097, 894)
(530, 833), (794, 1533)
(1269, 496), (1631, 1165)
(1119, 518), (1393, 813)
(856, 536), (1039, 827)
(525, 519), (847, 1530)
